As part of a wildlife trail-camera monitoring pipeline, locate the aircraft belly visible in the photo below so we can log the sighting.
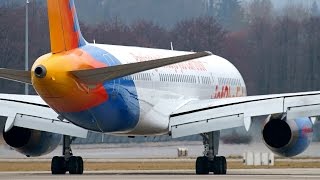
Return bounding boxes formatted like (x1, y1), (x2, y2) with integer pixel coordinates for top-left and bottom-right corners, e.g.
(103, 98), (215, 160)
(127, 87), (169, 135)
(126, 85), (198, 135)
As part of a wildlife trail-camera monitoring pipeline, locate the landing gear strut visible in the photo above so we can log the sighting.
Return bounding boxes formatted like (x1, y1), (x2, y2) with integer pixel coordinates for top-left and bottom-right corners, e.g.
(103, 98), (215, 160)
(196, 131), (227, 175)
(51, 135), (83, 174)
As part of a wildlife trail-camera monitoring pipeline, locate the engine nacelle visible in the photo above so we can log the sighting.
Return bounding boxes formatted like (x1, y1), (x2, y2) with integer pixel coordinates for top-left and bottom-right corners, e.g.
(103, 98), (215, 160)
(262, 114), (313, 157)
(3, 126), (62, 157)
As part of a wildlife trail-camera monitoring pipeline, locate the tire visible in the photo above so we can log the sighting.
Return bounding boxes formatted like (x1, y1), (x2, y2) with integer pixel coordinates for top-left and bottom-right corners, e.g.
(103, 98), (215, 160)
(76, 156), (84, 174)
(51, 156), (66, 174)
(196, 156), (209, 175)
(214, 156), (227, 175)
(68, 156), (83, 174)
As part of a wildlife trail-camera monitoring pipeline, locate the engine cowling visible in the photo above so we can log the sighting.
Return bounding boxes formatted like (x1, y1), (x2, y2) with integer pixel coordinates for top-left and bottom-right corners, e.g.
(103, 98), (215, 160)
(262, 114), (313, 157)
(3, 126), (62, 157)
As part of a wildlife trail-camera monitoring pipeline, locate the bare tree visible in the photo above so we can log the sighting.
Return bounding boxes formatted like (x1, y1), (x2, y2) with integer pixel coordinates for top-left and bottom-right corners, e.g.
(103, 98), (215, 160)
(282, 2), (309, 22)
(171, 16), (226, 55)
(130, 20), (170, 49)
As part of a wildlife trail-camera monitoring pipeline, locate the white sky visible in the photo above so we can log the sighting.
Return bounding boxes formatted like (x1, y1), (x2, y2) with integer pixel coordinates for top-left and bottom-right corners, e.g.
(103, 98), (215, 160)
(243, 0), (318, 9)
(270, 0), (316, 9)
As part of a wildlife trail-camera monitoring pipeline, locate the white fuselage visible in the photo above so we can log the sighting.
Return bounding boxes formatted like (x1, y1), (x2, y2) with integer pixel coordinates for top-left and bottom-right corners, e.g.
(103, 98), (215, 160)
(93, 44), (247, 135)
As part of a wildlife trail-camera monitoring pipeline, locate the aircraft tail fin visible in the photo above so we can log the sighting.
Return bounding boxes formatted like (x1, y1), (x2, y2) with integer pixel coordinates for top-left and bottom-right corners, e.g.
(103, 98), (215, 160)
(47, 0), (86, 53)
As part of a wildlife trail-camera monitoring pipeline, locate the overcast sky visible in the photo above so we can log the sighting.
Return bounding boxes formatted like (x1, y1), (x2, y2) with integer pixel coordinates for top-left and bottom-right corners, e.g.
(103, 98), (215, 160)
(270, 0), (317, 9)
(241, 0), (318, 9)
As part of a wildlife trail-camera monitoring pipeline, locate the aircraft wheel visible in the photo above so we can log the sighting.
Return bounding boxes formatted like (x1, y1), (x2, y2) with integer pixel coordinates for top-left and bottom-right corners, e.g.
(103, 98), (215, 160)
(51, 156), (66, 174)
(68, 156), (83, 174)
(196, 156), (209, 175)
(213, 156), (227, 175)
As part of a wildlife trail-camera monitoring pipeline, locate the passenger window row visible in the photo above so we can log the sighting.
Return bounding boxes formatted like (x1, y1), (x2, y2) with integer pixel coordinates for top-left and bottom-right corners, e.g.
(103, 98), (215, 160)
(201, 76), (212, 85)
(218, 77), (241, 86)
(159, 74), (198, 84)
(126, 73), (241, 87)
(159, 74), (214, 85)
(129, 73), (152, 81)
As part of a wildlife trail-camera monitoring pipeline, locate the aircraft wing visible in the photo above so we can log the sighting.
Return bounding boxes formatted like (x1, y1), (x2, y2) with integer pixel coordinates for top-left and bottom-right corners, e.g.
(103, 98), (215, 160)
(169, 91), (320, 138)
(0, 94), (88, 138)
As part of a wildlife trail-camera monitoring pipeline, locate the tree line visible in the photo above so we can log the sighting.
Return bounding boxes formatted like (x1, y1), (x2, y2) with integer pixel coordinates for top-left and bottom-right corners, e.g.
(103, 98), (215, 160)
(1, 0), (320, 96)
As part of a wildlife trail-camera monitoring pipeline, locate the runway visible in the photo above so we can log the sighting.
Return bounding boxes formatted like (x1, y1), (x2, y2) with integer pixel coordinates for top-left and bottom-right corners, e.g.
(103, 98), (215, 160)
(2, 142), (320, 159)
(1, 169), (320, 180)
(1, 142), (320, 179)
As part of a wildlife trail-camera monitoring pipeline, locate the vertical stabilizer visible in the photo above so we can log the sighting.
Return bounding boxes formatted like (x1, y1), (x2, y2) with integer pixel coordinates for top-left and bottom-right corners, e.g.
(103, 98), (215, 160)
(47, 0), (86, 53)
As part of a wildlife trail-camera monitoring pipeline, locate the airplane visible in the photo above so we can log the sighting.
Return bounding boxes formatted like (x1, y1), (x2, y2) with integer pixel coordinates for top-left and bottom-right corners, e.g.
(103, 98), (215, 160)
(0, 0), (320, 175)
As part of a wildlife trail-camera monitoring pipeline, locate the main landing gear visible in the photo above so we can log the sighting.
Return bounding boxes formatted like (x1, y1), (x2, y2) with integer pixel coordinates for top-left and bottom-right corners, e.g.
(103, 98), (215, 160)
(196, 131), (227, 175)
(51, 135), (84, 174)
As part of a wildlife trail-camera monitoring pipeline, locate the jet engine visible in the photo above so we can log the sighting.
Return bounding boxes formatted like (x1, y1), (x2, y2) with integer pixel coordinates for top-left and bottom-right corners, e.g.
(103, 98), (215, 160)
(262, 114), (313, 157)
(3, 126), (62, 157)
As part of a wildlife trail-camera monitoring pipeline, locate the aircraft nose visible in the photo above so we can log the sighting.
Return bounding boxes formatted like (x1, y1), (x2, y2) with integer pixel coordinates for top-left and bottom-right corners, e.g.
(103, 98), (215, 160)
(34, 65), (47, 78)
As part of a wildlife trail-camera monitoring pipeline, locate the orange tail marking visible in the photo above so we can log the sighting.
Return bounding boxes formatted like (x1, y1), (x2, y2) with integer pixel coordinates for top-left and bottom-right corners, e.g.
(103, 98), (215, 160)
(47, 0), (85, 53)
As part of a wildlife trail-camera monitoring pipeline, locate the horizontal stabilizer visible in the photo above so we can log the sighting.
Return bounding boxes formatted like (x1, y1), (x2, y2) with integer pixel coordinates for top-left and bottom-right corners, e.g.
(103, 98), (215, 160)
(0, 68), (31, 84)
(71, 51), (211, 85)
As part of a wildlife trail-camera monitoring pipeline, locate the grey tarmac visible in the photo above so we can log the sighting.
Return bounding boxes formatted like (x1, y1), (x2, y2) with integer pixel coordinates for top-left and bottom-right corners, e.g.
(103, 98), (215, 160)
(1, 169), (320, 180)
